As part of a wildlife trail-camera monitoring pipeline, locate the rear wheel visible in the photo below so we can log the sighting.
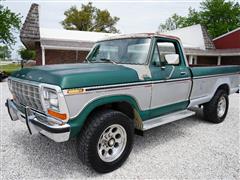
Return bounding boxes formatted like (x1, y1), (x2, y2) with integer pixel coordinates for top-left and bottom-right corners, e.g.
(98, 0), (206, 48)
(76, 109), (134, 173)
(203, 90), (229, 123)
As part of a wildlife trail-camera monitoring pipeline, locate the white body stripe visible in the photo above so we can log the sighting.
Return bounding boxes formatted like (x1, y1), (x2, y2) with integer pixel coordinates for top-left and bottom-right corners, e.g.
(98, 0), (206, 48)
(65, 73), (239, 119)
(122, 64), (152, 80)
(151, 79), (192, 109)
(189, 74), (239, 107)
(65, 78), (191, 118)
(65, 84), (152, 118)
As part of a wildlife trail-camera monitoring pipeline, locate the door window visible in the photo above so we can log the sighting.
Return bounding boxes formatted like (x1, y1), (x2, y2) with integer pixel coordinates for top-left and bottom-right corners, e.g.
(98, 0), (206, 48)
(156, 41), (180, 66)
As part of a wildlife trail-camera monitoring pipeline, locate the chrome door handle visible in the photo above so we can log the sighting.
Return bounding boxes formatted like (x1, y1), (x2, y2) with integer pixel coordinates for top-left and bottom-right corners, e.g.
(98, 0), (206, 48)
(180, 71), (187, 75)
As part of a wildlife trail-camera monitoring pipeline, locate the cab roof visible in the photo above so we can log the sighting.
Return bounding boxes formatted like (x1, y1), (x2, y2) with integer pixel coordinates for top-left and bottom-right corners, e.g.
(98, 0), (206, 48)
(98, 33), (181, 42)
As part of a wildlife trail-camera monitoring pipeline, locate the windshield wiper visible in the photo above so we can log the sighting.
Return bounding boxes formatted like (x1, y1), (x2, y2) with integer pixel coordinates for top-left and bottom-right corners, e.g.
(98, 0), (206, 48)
(100, 58), (117, 64)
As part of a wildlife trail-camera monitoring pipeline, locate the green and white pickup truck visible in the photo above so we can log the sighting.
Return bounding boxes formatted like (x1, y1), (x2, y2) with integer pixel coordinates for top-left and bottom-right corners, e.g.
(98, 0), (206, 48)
(6, 33), (239, 173)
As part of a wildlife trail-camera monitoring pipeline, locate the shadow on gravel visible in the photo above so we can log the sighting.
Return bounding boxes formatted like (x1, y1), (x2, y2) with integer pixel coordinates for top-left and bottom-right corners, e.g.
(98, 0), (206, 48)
(10, 107), (208, 178)
(11, 132), (96, 178)
(133, 107), (208, 152)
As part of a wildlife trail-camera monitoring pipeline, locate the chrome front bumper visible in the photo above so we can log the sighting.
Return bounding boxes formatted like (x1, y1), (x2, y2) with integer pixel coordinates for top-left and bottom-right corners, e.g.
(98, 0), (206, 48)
(6, 99), (70, 142)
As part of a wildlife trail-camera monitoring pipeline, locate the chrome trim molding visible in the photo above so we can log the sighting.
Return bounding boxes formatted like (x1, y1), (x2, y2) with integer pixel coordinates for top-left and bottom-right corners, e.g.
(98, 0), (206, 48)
(39, 83), (70, 120)
(65, 78), (191, 119)
(63, 77), (191, 95)
(9, 77), (41, 86)
(8, 77), (70, 121)
(6, 99), (70, 142)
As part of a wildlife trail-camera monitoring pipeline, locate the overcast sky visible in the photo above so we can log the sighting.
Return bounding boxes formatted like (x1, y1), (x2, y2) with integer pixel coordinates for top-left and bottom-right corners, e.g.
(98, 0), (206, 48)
(2, 0), (203, 59)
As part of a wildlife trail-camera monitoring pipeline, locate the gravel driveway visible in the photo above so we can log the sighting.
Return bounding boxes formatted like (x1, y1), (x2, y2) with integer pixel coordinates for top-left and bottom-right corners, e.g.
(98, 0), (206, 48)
(0, 82), (239, 179)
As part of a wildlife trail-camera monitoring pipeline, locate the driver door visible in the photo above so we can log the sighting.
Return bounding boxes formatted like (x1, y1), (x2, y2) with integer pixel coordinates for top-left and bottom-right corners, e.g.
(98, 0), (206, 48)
(149, 38), (192, 119)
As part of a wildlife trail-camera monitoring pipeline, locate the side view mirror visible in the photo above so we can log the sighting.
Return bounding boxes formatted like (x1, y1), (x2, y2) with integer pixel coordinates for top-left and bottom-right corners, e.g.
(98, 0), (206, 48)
(164, 54), (179, 65)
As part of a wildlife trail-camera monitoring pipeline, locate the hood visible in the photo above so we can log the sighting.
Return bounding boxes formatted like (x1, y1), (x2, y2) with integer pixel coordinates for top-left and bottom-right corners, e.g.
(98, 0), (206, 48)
(11, 63), (140, 89)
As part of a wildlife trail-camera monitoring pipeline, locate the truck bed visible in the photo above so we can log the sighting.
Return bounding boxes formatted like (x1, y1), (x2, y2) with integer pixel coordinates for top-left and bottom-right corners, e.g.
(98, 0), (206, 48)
(189, 65), (239, 107)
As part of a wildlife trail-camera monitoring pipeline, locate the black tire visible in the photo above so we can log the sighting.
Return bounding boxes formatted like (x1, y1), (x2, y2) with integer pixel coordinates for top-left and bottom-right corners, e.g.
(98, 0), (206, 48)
(76, 109), (134, 173)
(203, 89), (229, 123)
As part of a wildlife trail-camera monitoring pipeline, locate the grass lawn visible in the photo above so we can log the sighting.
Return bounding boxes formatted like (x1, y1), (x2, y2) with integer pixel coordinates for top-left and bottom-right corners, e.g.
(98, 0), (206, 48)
(0, 63), (21, 75)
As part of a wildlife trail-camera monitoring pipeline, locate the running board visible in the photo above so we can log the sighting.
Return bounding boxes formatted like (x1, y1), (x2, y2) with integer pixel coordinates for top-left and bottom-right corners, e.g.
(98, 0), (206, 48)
(143, 110), (196, 131)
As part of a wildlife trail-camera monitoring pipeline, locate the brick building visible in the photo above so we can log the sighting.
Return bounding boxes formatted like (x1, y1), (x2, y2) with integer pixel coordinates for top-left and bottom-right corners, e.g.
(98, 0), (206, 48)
(20, 4), (240, 66)
(213, 28), (240, 49)
(164, 25), (240, 65)
(212, 28), (240, 65)
(20, 4), (115, 65)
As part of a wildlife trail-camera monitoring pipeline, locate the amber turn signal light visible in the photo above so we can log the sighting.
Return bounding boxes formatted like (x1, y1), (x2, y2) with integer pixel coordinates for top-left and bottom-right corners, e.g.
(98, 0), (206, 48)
(48, 109), (67, 121)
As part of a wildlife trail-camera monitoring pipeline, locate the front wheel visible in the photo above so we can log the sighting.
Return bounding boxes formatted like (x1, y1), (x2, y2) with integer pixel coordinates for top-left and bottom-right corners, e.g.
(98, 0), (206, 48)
(76, 109), (134, 173)
(203, 89), (229, 123)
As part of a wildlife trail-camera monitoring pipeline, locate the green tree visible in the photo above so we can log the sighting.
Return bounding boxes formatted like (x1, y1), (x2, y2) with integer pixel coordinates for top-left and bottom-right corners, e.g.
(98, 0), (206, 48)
(158, 13), (185, 32)
(18, 47), (36, 60)
(158, 0), (240, 38)
(0, 4), (21, 46)
(0, 45), (11, 60)
(61, 2), (120, 33)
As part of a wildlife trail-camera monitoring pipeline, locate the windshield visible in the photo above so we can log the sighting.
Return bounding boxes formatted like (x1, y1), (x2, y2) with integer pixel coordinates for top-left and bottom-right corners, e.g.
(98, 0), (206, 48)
(87, 38), (151, 64)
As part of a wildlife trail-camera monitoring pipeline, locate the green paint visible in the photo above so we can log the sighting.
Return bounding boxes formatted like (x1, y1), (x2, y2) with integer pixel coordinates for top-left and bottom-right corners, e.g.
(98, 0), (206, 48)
(9, 36), (240, 139)
(152, 37), (187, 67)
(68, 37), (193, 138)
(11, 63), (140, 89)
(149, 37), (191, 81)
(10, 37), (239, 90)
(191, 66), (240, 77)
(144, 101), (189, 120)
(68, 93), (188, 138)
(68, 95), (143, 138)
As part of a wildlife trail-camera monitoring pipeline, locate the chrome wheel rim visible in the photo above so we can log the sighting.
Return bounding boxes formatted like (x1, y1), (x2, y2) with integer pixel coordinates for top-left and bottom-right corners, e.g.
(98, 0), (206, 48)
(217, 96), (226, 118)
(97, 124), (127, 162)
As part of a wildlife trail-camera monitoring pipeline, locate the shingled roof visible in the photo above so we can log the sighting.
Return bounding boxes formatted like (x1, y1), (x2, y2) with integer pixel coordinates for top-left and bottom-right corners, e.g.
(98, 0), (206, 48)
(20, 3), (216, 54)
(20, 3), (40, 49)
(201, 25), (215, 49)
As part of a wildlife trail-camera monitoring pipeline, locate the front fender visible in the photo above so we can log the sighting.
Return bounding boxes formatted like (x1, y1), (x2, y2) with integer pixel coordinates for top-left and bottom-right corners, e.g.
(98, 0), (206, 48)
(68, 95), (146, 138)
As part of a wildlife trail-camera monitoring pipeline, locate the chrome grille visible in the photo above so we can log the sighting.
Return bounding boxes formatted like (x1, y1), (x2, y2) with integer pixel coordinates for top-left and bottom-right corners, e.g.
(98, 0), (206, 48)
(11, 80), (44, 112)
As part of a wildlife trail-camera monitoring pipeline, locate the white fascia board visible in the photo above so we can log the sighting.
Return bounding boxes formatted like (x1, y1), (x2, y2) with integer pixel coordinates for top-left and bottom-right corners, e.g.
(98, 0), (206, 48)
(39, 27), (116, 42)
(41, 45), (91, 51)
(213, 27), (240, 41)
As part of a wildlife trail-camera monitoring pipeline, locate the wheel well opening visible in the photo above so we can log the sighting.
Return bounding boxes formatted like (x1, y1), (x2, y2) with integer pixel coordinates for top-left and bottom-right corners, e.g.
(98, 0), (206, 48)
(90, 102), (135, 119)
(217, 84), (230, 95)
(87, 102), (143, 130)
(112, 102), (135, 119)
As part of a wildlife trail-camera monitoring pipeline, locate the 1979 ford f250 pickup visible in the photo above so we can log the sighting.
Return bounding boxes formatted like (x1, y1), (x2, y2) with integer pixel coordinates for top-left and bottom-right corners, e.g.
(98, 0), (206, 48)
(6, 33), (239, 173)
